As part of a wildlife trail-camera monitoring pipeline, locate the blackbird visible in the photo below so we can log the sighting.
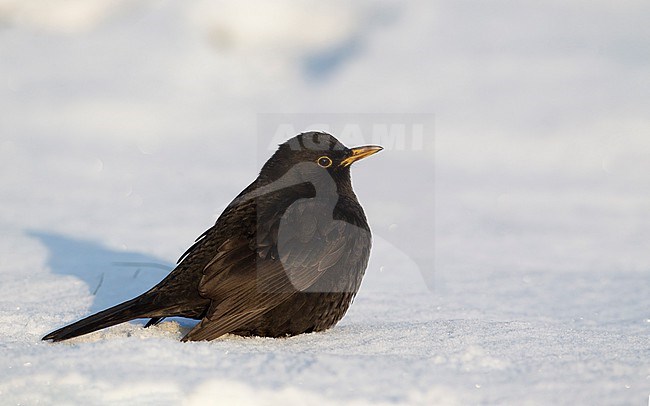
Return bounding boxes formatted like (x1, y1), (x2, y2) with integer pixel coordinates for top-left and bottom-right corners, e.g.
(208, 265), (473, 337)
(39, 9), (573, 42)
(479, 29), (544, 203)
(43, 132), (382, 342)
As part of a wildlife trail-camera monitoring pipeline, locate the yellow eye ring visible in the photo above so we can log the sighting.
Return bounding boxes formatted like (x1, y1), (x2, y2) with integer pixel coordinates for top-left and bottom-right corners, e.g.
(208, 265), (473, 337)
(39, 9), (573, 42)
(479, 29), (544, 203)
(317, 156), (332, 168)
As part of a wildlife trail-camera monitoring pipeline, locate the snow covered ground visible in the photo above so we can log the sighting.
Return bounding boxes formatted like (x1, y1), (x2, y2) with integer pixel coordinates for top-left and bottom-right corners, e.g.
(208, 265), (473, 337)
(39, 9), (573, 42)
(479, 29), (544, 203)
(1, 1), (649, 404)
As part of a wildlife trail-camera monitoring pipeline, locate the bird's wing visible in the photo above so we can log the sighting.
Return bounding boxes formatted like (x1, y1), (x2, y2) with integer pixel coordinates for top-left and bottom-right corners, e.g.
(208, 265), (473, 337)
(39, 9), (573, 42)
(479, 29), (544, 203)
(182, 197), (370, 341)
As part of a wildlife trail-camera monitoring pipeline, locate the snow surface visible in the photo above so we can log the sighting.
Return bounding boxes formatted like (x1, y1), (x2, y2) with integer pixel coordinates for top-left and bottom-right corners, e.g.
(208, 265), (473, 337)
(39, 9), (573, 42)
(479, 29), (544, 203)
(1, 1), (649, 404)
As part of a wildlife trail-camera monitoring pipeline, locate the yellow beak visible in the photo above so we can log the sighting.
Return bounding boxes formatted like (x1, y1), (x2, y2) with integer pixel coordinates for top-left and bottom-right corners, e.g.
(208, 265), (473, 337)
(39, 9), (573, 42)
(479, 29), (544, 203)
(340, 145), (384, 167)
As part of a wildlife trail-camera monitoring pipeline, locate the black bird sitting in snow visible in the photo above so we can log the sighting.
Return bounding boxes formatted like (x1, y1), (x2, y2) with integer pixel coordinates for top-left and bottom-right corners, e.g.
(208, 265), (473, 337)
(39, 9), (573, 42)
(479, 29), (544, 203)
(43, 132), (382, 342)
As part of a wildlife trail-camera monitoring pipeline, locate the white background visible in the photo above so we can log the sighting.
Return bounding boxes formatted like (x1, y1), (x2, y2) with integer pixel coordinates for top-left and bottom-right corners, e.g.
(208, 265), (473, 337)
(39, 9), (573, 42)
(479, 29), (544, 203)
(0, 1), (648, 404)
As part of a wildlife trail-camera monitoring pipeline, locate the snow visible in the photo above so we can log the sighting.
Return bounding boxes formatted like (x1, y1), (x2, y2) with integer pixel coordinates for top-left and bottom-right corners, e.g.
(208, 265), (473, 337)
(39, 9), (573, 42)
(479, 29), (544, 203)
(1, 1), (649, 404)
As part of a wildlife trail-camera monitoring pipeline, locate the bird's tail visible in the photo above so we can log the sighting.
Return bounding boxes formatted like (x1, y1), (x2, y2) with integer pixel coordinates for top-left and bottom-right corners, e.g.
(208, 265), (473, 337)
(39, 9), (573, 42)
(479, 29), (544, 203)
(42, 296), (158, 342)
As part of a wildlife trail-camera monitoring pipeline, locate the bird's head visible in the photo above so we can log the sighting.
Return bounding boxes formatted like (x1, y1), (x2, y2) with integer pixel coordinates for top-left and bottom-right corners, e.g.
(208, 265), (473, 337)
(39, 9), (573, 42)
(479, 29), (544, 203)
(259, 132), (383, 187)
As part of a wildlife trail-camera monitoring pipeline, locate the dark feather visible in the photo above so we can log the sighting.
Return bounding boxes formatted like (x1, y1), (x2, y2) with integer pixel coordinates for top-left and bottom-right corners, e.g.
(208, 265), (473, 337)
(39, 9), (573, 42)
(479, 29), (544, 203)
(42, 132), (378, 342)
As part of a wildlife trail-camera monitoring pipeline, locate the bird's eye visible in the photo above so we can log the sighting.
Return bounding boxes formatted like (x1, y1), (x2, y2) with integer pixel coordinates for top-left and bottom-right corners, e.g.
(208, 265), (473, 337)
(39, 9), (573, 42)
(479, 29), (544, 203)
(317, 156), (332, 168)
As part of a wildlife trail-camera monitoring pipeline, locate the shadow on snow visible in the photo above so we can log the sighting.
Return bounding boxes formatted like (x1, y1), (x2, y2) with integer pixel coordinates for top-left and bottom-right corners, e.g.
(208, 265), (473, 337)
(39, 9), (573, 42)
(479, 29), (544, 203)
(29, 230), (173, 315)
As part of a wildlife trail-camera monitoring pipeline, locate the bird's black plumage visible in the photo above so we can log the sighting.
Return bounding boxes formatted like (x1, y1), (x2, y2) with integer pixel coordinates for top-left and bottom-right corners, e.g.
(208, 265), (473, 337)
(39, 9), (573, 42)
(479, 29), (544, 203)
(43, 132), (382, 342)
